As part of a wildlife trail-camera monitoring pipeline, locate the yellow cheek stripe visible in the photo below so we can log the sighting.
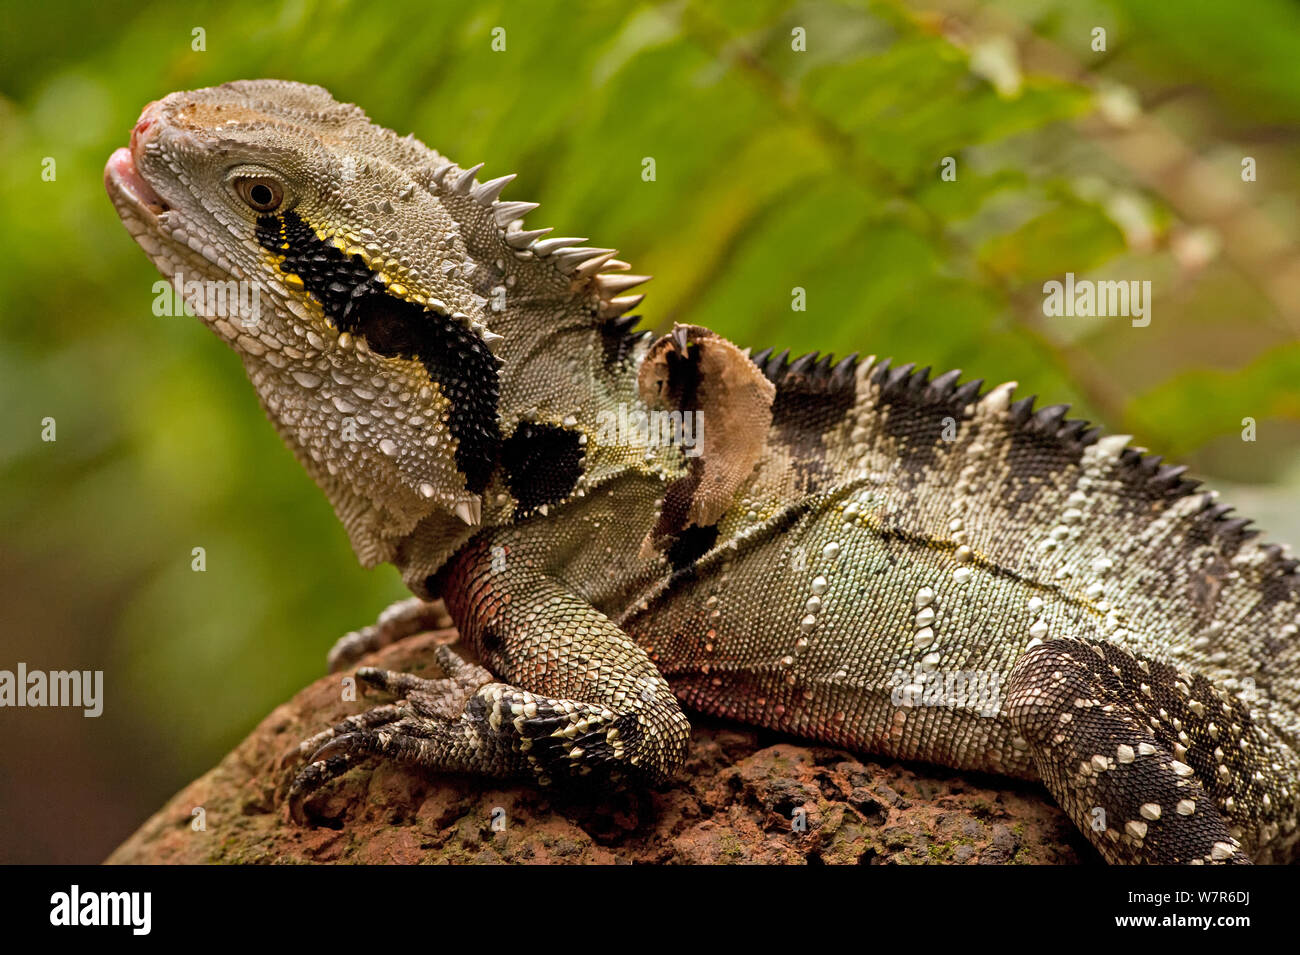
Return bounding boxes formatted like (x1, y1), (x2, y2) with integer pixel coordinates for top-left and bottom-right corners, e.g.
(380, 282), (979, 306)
(294, 212), (437, 310)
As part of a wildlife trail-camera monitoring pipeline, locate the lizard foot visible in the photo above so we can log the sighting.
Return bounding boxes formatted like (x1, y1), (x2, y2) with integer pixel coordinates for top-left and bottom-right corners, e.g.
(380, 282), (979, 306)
(287, 645), (495, 824)
(353, 645), (495, 718)
(285, 648), (687, 824)
(325, 596), (453, 673)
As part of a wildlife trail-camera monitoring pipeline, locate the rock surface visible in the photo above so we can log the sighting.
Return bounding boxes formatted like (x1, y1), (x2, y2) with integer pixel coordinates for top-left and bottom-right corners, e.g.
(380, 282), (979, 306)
(107, 630), (1094, 864)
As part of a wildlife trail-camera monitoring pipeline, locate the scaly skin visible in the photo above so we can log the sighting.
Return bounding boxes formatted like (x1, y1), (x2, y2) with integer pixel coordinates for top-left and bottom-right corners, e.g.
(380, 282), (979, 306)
(106, 80), (1300, 864)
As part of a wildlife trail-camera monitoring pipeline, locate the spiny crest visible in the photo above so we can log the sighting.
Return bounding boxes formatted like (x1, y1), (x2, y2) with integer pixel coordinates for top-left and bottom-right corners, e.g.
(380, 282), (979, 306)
(865, 357), (1298, 577)
(417, 158), (650, 323)
(868, 359), (988, 410)
(750, 347), (859, 392)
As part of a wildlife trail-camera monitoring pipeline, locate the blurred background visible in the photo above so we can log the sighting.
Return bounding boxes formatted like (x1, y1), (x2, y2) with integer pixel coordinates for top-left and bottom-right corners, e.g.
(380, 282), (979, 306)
(1, 0), (1298, 863)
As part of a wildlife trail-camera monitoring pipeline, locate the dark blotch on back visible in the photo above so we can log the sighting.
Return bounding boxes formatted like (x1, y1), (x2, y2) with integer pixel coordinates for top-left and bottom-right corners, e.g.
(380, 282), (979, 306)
(866, 360), (994, 488)
(500, 422), (584, 517)
(257, 211), (501, 494)
(753, 349), (857, 492)
(600, 313), (651, 368)
(996, 394), (1094, 515)
(649, 341), (706, 545)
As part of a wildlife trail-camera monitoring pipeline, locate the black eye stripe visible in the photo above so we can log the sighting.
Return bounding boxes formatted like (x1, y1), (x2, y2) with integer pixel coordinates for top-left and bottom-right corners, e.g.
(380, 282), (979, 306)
(350, 298), (419, 354)
(255, 210), (501, 495)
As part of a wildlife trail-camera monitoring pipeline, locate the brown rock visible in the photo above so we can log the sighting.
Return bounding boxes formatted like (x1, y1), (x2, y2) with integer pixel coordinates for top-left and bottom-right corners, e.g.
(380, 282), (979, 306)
(106, 630), (1094, 864)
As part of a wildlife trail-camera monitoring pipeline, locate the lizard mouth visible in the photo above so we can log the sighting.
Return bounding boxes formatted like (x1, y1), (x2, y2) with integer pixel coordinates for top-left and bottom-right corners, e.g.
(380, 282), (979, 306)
(104, 115), (170, 216)
(105, 147), (169, 216)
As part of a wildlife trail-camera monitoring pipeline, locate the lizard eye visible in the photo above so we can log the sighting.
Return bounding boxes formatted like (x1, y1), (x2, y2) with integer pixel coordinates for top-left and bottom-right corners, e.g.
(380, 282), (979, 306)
(234, 176), (284, 212)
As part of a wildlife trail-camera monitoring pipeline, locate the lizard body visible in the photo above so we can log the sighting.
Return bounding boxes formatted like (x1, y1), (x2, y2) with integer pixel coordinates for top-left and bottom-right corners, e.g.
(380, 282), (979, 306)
(105, 80), (1300, 864)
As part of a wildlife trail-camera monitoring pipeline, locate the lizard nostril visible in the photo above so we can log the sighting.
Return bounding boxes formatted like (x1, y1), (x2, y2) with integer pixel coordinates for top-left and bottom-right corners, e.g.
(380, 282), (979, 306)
(130, 118), (152, 150)
(130, 101), (163, 152)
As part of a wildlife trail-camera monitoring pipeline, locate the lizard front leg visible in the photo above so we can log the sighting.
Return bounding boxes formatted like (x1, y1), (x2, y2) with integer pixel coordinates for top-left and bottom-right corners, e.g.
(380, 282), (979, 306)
(1006, 637), (1262, 864)
(288, 537), (691, 823)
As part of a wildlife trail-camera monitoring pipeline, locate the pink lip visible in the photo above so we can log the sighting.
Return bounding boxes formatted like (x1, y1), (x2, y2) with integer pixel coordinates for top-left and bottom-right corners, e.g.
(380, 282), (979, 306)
(104, 146), (168, 215)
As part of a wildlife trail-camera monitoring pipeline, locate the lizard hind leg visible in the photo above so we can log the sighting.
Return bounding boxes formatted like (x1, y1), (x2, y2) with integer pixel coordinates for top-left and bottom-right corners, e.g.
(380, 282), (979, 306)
(1006, 638), (1252, 864)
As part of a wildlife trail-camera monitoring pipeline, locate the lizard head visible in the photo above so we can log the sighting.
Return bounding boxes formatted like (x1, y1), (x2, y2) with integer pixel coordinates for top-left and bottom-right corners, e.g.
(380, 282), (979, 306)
(105, 79), (649, 578)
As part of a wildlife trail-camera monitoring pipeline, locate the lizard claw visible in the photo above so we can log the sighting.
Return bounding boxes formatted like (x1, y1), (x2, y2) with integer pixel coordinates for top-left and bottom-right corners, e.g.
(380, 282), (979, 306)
(284, 646), (495, 825)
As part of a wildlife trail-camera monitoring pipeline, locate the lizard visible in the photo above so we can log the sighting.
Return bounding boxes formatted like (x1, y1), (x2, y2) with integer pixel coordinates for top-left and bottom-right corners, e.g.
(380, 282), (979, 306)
(103, 79), (1300, 864)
